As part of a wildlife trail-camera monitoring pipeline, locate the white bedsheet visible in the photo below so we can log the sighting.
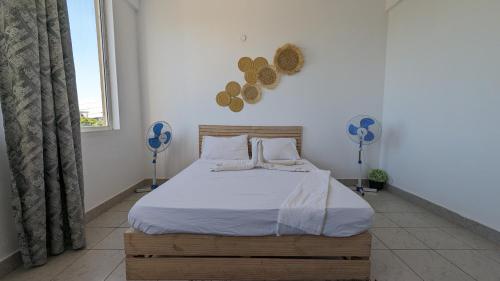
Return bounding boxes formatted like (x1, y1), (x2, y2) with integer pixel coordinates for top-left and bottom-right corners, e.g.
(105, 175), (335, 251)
(129, 159), (374, 237)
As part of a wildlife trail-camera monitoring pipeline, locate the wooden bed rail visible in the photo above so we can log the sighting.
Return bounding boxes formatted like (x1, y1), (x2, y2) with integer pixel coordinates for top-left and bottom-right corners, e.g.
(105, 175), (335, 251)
(124, 229), (371, 280)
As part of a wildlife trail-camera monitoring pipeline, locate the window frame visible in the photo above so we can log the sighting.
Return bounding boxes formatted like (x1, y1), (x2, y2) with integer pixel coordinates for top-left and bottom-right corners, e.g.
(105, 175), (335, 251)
(79, 0), (116, 133)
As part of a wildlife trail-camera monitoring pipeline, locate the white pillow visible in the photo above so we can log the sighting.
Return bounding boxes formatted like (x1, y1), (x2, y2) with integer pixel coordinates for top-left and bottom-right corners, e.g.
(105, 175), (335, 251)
(201, 135), (249, 160)
(251, 137), (300, 161)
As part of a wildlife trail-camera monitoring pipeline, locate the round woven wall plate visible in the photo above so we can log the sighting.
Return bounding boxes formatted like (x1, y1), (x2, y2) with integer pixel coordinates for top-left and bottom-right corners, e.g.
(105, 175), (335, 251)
(241, 84), (261, 104)
(229, 97), (244, 112)
(238, 57), (254, 72)
(225, 81), (241, 97)
(253, 57), (269, 70)
(216, 91), (231, 106)
(274, 44), (304, 75)
(257, 65), (280, 89)
(244, 70), (258, 84)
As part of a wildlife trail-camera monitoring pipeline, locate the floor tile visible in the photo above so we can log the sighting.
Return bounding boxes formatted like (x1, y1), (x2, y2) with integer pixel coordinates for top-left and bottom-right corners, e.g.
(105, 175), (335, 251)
(406, 228), (472, 249)
(412, 212), (457, 228)
(370, 200), (426, 213)
(54, 250), (124, 281)
(371, 235), (388, 249)
(478, 249), (500, 264)
(119, 220), (130, 228)
(372, 213), (399, 228)
(108, 200), (136, 212)
(2, 250), (87, 281)
(394, 250), (474, 281)
(86, 212), (128, 228)
(104, 261), (156, 281)
(363, 192), (400, 205)
(438, 250), (500, 281)
(93, 228), (128, 250)
(441, 227), (499, 249)
(124, 192), (147, 202)
(370, 250), (422, 281)
(384, 213), (433, 227)
(85, 227), (115, 248)
(371, 228), (428, 249)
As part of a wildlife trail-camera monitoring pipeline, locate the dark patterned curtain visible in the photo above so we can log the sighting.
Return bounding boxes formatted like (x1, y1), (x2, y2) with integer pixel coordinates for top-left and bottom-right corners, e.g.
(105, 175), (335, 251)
(0, 0), (85, 267)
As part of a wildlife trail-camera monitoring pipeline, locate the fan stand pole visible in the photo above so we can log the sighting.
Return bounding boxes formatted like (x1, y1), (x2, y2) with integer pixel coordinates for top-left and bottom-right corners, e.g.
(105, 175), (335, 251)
(135, 150), (158, 193)
(356, 139), (365, 196)
(151, 151), (158, 190)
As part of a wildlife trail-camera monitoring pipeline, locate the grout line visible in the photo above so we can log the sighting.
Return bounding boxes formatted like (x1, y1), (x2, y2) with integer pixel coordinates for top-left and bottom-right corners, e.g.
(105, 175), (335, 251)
(50, 249), (90, 280)
(431, 249), (479, 281)
(390, 249), (426, 281)
(475, 249), (500, 266)
(438, 227), (482, 250)
(102, 256), (125, 281)
(89, 227), (118, 250)
(370, 231), (391, 250)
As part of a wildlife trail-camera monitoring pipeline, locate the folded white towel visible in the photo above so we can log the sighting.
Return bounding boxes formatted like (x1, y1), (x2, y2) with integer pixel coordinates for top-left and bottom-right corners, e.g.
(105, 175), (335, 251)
(210, 160), (254, 172)
(277, 169), (331, 235)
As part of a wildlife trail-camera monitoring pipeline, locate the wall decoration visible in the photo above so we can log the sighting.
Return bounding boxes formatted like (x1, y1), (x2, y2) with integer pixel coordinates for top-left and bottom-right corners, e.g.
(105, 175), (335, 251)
(241, 84), (262, 104)
(244, 70), (258, 84)
(253, 57), (269, 69)
(257, 65), (279, 89)
(216, 91), (231, 106)
(274, 43), (304, 75)
(225, 81), (241, 96)
(216, 44), (303, 112)
(238, 57), (254, 72)
(229, 97), (244, 112)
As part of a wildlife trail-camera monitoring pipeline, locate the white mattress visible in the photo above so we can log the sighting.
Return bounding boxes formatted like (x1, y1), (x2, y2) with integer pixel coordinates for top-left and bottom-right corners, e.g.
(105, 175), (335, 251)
(129, 159), (374, 237)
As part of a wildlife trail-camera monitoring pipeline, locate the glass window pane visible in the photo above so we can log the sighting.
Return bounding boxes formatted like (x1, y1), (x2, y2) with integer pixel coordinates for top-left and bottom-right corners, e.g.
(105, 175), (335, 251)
(67, 0), (107, 127)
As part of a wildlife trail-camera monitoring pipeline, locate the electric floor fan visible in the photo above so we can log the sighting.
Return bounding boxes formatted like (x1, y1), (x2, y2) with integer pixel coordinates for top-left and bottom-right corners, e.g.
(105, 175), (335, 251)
(346, 115), (381, 196)
(135, 121), (172, 193)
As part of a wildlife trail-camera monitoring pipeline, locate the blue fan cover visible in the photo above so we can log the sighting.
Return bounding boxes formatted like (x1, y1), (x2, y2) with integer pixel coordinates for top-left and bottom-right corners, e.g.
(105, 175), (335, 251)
(348, 117), (375, 142)
(148, 123), (172, 149)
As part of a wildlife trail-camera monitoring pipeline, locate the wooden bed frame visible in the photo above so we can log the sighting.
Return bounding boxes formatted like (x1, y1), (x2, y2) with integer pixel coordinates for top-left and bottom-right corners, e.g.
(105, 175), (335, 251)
(124, 125), (372, 281)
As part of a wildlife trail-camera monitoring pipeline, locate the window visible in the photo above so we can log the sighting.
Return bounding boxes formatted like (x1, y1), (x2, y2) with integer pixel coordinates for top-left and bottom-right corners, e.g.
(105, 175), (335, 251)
(68, 0), (111, 130)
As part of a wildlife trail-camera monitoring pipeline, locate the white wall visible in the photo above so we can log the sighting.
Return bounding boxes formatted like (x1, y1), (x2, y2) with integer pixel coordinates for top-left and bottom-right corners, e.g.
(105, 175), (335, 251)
(137, 0), (387, 179)
(0, 0), (147, 263)
(81, 0), (146, 211)
(381, 0), (500, 231)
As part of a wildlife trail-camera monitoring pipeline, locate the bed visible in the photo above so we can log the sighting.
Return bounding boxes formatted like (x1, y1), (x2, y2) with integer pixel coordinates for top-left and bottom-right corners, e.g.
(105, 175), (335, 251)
(124, 125), (373, 281)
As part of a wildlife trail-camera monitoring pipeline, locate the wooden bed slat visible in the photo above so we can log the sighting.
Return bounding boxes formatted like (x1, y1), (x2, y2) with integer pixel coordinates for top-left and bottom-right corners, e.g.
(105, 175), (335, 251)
(126, 257), (370, 281)
(199, 125), (303, 156)
(124, 230), (371, 257)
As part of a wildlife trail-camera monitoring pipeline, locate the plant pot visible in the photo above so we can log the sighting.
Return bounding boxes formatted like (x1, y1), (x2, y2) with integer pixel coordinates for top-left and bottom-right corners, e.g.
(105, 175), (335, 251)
(369, 180), (385, 190)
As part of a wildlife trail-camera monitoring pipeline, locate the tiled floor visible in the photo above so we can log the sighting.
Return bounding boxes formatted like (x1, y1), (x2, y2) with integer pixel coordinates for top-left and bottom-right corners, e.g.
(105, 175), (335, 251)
(2, 190), (499, 281)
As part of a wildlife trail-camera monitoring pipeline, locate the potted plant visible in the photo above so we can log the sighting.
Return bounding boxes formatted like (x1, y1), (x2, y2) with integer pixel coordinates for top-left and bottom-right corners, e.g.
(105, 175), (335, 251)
(368, 169), (388, 190)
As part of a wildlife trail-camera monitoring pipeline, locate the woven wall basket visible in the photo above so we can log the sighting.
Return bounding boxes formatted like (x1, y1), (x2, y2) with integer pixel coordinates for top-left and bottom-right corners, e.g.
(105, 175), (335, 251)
(244, 70), (258, 85)
(241, 83), (262, 104)
(257, 65), (280, 89)
(225, 81), (241, 97)
(216, 91), (231, 106)
(253, 57), (269, 70)
(274, 43), (304, 75)
(238, 57), (254, 72)
(229, 97), (244, 112)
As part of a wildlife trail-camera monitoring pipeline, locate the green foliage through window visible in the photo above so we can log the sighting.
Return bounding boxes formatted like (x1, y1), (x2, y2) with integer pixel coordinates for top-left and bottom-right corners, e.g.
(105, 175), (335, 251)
(80, 116), (105, 127)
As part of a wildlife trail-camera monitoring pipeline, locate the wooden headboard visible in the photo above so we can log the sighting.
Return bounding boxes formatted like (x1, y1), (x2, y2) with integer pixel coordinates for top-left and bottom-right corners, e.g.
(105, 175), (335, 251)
(199, 125), (303, 157)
